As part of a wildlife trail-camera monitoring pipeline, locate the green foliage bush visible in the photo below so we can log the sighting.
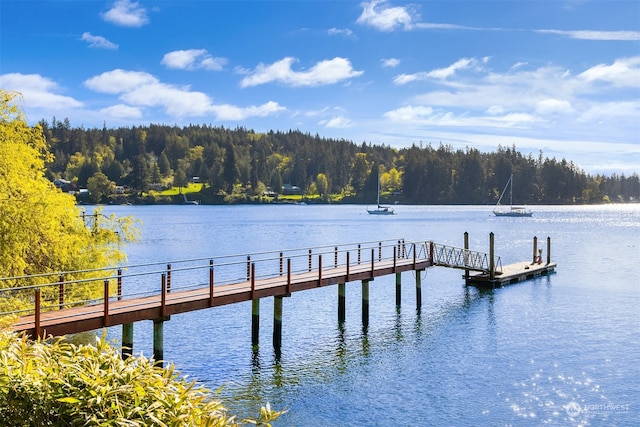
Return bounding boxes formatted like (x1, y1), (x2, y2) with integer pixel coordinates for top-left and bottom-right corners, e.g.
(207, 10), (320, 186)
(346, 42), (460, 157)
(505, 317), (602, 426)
(0, 329), (283, 426)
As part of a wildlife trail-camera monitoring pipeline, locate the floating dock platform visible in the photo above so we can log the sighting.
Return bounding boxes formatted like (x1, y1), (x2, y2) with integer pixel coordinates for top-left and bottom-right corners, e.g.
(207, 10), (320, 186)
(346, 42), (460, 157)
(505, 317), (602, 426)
(466, 261), (557, 288)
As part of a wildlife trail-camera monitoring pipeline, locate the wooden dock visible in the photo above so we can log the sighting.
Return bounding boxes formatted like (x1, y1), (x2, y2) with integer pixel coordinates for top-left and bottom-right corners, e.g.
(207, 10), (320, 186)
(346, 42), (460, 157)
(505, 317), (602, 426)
(1, 235), (557, 361)
(466, 261), (557, 287)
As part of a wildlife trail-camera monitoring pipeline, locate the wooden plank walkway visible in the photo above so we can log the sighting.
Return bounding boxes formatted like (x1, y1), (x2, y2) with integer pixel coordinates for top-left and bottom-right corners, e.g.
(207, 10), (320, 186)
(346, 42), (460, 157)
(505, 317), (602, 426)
(13, 256), (431, 338)
(466, 261), (557, 287)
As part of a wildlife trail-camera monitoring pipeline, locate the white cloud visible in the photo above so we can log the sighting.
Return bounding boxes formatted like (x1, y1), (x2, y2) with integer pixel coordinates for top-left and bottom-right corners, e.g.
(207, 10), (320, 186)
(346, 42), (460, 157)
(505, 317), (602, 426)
(211, 102), (285, 121)
(394, 57), (482, 84)
(240, 57), (363, 88)
(84, 69), (283, 120)
(81, 32), (118, 49)
(382, 58), (400, 68)
(161, 49), (227, 71)
(0, 73), (83, 109)
(536, 29), (640, 41)
(102, 0), (148, 27)
(356, 0), (415, 31)
(536, 99), (574, 115)
(84, 69), (158, 94)
(321, 116), (352, 128)
(328, 28), (354, 37)
(100, 104), (142, 119)
(578, 56), (640, 88)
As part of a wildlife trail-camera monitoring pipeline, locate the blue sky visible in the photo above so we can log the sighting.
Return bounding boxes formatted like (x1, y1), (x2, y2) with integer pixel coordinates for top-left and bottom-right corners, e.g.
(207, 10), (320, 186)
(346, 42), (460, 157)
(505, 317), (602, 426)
(1, 0), (639, 174)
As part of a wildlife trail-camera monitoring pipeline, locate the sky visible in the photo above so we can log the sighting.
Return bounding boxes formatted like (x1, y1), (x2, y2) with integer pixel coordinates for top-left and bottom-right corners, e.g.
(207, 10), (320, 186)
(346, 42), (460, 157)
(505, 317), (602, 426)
(1, 0), (639, 175)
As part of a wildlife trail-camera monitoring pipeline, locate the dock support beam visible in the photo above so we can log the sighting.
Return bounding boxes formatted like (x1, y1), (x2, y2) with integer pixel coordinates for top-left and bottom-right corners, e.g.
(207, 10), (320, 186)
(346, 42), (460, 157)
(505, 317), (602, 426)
(416, 270), (423, 311)
(273, 296), (283, 353)
(395, 272), (401, 307)
(464, 232), (470, 282)
(338, 283), (346, 324)
(489, 232), (495, 281)
(122, 323), (133, 359)
(362, 280), (370, 329)
(153, 318), (165, 366)
(252, 299), (260, 349)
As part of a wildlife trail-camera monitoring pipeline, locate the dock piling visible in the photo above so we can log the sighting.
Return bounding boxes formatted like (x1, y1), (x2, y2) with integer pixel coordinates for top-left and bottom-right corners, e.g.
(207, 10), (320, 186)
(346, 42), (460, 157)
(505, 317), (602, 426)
(362, 280), (370, 329)
(122, 323), (133, 359)
(153, 318), (164, 367)
(338, 283), (346, 324)
(273, 296), (283, 352)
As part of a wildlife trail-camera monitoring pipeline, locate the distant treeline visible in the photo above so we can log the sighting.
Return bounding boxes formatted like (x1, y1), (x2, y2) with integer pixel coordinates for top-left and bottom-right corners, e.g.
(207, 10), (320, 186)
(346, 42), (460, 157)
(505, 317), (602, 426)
(41, 118), (639, 204)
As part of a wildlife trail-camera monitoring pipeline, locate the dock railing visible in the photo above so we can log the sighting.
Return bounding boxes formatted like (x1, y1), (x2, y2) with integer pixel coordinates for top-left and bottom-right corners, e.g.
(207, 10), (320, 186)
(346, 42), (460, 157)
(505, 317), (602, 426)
(1, 238), (429, 322)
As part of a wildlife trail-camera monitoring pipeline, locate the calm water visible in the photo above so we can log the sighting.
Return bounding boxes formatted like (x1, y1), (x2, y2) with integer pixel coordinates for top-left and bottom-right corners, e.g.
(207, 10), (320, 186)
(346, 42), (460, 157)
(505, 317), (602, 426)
(96, 204), (639, 426)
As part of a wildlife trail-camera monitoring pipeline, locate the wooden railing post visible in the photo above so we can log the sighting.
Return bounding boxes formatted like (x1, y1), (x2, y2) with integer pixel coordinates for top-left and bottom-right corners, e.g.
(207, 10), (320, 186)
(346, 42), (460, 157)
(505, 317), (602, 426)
(58, 274), (64, 309)
(34, 288), (41, 339)
(371, 248), (375, 277)
(346, 252), (350, 282)
(393, 246), (397, 272)
(286, 258), (291, 294)
(378, 242), (382, 261)
(279, 252), (283, 276)
(166, 264), (171, 293)
(246, 256), (251, 280)
(334, 246), (338, 268)
(308, 249), (312, 272)
(117, 269), (123, 300)
(358, 244), (361, 264)
(103, 279), (110, 327)
(209, 260), (214, 307)
(318, 255), (323, 287)
(161, 274), (167, 317)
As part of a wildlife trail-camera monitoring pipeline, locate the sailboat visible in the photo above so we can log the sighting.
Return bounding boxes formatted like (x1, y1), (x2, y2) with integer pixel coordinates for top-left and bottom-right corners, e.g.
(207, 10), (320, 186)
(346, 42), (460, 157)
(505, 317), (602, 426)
(493, 174), (532, 217)
(367, 175), (395, 215)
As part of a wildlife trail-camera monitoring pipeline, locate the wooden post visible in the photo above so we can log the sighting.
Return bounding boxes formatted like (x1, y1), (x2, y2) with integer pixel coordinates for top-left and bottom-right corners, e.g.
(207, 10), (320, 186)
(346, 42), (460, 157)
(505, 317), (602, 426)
(395, 272), (401, 307)
(209, 260), (214, 307)
(334, 246), (338, 268)
(122, 323), (133, 359)
(286, 258), (291, 294)
(378, 242), (382, 261)
(346, 252), (350, 282)
(166, 264), (171, 293)
(246, 256), (251, 280)
(279, 252), (283, 276)
(251, 263), (259, 348)
(338, 283), (346, 324)
(532, 236), (538, 264)
(103, 279), (110, 327)
(252, 298), (260, 349)
(58, 274), (65, 309)
(358, 244), (361, 264)
(161, 274), (167, 317)
(362, 280), (370, 329)
(547, 236), (551, 265)
(464, 232), (470, 282)
(153, 318), (164, 366)
(117, 269), (122, 301)
(415, 270), (422, 311)
(273, 296), (283, 352)
(318, 255), (322, 287)
(489, 232), (495, 281)
(34, 288), (41, 339)
(393, 246), (397, 272)
(308, 249), (312, 271)
(370, 248), (375, 278)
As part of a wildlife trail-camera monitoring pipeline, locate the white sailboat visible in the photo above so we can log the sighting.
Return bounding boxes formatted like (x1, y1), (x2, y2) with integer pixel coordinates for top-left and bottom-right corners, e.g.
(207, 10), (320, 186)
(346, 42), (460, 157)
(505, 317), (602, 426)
(367, 174), (395, 215)
(493, 174), (532, 217)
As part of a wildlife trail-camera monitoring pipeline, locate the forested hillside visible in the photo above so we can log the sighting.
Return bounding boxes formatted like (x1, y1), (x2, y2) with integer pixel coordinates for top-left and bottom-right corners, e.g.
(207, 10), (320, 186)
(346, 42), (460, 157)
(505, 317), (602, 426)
(41, 119), (639, 205)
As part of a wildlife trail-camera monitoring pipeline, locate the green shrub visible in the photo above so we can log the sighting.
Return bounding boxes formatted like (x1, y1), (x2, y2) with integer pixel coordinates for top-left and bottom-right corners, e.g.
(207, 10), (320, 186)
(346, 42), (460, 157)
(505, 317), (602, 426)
(0, 330), (283, 426)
